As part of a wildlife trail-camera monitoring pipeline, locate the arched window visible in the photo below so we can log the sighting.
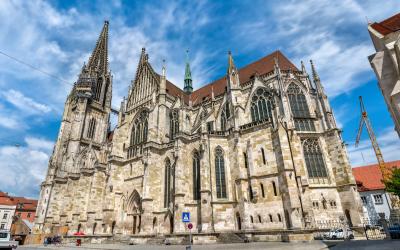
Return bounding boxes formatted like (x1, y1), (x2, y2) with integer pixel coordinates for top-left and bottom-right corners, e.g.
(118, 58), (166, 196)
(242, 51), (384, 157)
(287, 83), (315, 131)
(169, 110), (179, 140)
(164, 159), (172, 208)
(87, 118), (96, 139)
(261, 148), (266, 165)
(258, 215), (262, 223)
(250, 88), (274, 123)
(250, 216), (254, 223)
(302, 139), (328, 180)
(128, 110), (148, 158)
(272, 181), (277, 196)
(193, 151), (201, 200)
(269, 214), (273, 222)
(215, 147), (227, 199)
(277, 214), (282, 222)
(260, 183), (265, 198)
(220, 102), (230, 131)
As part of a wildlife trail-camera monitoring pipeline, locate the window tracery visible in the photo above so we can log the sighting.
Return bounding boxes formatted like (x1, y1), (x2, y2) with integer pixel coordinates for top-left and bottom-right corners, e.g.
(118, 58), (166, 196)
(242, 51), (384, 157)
(250, 88), (274, 123)
(287, 83), (315, 131)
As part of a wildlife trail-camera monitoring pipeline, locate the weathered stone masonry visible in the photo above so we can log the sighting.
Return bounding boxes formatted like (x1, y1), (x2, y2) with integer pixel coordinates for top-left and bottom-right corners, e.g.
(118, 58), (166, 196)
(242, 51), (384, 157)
(34, 21), (363, 239)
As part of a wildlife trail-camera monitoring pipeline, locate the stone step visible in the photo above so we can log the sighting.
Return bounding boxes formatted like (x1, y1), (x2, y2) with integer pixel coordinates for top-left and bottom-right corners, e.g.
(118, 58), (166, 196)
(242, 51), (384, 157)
(217, 233), (245, 243)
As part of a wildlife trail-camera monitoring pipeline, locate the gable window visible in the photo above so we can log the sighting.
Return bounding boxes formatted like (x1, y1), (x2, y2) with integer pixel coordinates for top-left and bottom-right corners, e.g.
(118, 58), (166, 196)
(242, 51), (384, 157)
(250, 88), (274, 123)
(373, 194), (383, 204)
(169, 110), (179, 140)
(215, 147), (227, 199)
(220, 102), (230, 131)
(2, 214), (7, 220)
(193, 151), (201, 200)
(164, 158), (172, 208)
(302, 138), (328, 181)
(287, 83), (315, 131)
(128, 110), (148, 158)
(87, 118), (96, 139)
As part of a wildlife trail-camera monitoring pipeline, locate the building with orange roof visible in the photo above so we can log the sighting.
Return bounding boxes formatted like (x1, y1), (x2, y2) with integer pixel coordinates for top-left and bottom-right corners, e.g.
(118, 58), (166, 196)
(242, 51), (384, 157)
(352, 160), (400, 220)
(35, 21), (363, 241)
(368, 12), (400, 138)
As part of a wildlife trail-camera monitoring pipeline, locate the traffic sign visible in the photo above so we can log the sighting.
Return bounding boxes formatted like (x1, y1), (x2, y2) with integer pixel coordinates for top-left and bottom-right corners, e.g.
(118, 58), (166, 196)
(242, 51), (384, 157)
(188, 223), (193, 230)
(182, 212), (190, 222)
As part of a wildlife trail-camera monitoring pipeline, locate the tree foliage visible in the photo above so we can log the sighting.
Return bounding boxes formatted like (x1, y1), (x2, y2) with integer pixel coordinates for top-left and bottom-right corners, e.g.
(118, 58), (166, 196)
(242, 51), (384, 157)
(384, 168), (400, 197)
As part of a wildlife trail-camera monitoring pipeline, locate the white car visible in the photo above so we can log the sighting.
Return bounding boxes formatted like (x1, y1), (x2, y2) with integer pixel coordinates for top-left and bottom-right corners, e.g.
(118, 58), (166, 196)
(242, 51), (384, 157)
(324, 228), (354, 240)
(0, 231), (18, 250)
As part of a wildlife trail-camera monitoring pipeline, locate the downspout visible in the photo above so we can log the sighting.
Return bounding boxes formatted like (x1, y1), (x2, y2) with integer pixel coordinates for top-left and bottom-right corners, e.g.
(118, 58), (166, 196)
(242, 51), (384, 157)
(207, 134), (215, 232)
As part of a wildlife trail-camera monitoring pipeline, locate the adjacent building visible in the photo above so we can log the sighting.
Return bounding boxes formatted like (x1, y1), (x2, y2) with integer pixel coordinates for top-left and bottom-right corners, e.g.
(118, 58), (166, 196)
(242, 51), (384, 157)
(34, 21), (363, 240)
(353, 160), (400, 220)
(0, 192), (17, 241)
(368, 12), (400, 138)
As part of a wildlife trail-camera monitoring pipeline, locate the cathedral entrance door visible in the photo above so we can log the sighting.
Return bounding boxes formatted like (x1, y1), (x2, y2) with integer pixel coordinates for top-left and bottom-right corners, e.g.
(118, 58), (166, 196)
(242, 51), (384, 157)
(236, 212), (241, 231)
(132, 216), (137, 234)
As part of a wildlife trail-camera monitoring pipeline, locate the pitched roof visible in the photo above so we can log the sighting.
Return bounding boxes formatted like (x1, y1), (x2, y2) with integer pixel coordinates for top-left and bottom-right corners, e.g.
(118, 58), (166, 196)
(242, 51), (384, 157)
(370, 12), (400, 36)
(164, 50), (298, 106)
(352, 160), (400, 191)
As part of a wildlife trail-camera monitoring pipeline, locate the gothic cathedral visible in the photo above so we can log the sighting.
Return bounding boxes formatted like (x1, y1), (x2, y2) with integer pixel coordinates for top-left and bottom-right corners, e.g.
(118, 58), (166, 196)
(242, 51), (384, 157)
(34, 21), (363, 241)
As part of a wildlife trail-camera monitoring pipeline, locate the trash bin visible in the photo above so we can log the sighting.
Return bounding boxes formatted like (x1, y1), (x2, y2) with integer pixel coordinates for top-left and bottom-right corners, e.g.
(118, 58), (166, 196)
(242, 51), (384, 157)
(76, 238), (81, 246)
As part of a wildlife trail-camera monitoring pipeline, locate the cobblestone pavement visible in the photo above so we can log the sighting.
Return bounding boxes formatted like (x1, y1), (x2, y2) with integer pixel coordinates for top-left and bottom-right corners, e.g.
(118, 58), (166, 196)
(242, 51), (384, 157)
(19, 240), (400, 250)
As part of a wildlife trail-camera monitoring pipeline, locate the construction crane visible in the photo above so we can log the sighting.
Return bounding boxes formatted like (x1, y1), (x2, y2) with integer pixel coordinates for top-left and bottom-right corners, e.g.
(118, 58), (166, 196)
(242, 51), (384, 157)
(355, 96), (390, 180)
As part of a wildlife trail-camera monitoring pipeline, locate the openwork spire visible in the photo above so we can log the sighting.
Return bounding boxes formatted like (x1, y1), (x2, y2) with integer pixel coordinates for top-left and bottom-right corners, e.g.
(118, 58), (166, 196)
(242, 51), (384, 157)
(184, 49), (193, 94)
(227, 50), (237, 74)
(87, 21), (109, 74)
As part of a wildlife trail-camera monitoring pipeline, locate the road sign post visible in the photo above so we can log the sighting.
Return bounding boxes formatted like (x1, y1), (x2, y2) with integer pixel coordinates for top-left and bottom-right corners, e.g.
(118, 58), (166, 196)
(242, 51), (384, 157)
(182, 212), (191, 249)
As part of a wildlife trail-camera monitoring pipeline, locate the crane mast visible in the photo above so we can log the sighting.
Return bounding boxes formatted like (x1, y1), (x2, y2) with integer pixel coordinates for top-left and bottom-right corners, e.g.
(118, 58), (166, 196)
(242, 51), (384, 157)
(355, 96), (399, 211)
(355, 96), (390, 180)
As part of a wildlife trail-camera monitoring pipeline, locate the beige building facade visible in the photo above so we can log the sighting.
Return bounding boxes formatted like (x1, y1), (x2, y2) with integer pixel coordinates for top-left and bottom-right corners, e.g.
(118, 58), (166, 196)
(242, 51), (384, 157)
(368, 13), (400, 138)
(34, 21), (363, 240)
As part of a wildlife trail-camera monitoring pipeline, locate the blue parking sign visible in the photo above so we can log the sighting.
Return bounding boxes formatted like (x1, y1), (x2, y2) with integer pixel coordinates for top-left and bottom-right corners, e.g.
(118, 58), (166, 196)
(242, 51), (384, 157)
(182, 212), (190, 222)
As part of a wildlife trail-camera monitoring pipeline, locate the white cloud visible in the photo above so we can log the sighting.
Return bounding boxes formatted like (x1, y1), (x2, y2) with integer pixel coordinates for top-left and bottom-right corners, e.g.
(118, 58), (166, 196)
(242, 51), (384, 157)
(2, 89), (51, 114)
(347, 127), (400, 167)
(0, 136), (53, 198)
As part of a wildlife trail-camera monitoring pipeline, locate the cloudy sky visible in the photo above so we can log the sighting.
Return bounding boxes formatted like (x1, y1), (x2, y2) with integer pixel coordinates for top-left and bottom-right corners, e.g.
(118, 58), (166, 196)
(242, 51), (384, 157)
(0, 0), (399, 198)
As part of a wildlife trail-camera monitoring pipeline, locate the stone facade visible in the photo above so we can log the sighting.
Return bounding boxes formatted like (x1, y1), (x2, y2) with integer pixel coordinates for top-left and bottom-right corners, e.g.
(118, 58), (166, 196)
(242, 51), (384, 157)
(34, 21), (363, 239)
(368, 13), (400, 138)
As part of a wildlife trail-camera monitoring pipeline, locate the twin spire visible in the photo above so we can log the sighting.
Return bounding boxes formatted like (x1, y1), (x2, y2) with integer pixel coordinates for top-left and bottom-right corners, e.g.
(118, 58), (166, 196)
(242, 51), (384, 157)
(86, 20), (109, 74)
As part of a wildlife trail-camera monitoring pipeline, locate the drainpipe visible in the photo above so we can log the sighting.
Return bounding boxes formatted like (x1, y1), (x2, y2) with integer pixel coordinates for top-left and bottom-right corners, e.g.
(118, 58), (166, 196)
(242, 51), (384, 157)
(207, 134), (215, 232)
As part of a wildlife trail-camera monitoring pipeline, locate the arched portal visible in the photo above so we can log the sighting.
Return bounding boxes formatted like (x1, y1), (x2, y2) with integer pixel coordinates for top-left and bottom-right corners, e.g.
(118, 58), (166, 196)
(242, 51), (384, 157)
(236, 212), (242, 231)
(127, 190), (142, 235)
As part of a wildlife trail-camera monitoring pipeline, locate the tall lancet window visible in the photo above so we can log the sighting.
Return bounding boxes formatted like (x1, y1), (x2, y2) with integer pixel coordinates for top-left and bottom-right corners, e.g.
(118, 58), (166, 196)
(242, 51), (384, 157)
(128, 110), (148, 158)
(215, 147), (227, 199)
(193, 151), (201, 200)
(164, 158), (172, 208)
(287, 83), (315, 131)
(169, 110), (179, 140)
(302, 138), (328, 182)
(220, 102), (230, 131)
(250, 88), (274, 123)
(87, 118), (96, 139)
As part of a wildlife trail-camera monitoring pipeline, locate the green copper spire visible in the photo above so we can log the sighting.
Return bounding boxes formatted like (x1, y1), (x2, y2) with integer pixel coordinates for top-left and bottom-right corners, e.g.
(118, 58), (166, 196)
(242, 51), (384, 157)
(184, 49), (193, 94)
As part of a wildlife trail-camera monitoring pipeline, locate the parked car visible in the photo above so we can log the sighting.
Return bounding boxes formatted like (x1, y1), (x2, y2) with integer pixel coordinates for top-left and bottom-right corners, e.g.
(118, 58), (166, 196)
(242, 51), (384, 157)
(0, 230), (18, 249)
(388, 223), (400, 239)
(324, 228), (354, 240)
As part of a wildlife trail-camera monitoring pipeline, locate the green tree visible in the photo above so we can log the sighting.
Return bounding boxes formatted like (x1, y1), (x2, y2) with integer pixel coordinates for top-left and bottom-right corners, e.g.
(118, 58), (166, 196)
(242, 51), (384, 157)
(384, 168), (400, 197)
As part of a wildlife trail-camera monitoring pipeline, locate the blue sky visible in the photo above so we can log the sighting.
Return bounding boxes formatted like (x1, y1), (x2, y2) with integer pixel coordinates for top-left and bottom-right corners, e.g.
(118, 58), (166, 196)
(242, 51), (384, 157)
(0, 0), (399, 198)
